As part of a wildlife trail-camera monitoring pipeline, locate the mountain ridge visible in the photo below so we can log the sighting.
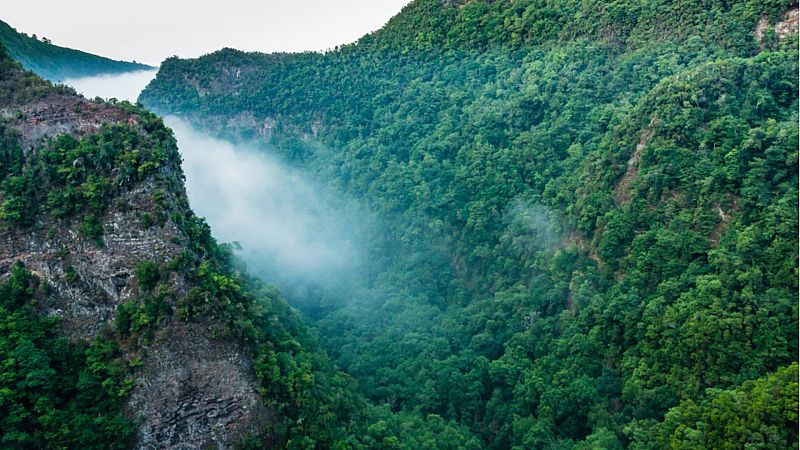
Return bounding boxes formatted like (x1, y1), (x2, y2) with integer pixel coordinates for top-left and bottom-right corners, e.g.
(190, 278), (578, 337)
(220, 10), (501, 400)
(0, 47), (372, 448)
(0, 19), (153, 81)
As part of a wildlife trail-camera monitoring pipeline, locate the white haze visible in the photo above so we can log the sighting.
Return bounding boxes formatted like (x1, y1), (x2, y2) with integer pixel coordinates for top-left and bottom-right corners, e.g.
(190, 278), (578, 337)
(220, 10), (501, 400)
(4, 0), (412, 65)
(62, 69), (158, 102)
(506, 198), (562, 252)
(165, 116), (366, 292)
(61, 72), (366, 295)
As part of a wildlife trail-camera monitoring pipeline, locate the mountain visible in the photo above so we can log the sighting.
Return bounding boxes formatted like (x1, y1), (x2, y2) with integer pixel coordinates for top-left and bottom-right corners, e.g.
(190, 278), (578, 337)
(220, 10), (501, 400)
(0, 46), (381, 448)
(0, 19), (152, 81)
(140, 0), (799, 448)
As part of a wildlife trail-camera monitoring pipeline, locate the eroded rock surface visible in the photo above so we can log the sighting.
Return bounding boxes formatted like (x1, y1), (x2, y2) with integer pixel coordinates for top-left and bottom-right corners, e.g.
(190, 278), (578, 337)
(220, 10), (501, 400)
(0, 64), (268, 448)
(0, 179), (185, 338)
(129, 324), (269, 450)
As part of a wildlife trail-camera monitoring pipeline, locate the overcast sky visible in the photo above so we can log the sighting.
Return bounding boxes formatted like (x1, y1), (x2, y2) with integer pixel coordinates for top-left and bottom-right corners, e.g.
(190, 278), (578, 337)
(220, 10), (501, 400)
(3, 0), (411, 66)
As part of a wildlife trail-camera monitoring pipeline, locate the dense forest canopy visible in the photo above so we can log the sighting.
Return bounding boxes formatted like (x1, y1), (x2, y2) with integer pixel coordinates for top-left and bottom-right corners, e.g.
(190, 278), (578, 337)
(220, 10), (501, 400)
(0, 19), (152, 81)
(0, 0), (796, 447)
(140, 0), (799, 447)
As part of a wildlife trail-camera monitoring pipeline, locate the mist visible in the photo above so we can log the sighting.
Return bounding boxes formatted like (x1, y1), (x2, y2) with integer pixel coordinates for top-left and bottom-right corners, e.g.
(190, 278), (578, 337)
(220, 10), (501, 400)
(165, 116), (367, 298)
(505, 198), (562, 252)
(62, 69), (158, 102)
(61, 72), (367, 305)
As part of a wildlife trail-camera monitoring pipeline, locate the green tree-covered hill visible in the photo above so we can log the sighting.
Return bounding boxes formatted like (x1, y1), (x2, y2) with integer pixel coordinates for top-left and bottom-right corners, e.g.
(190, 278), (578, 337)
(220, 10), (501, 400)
(0, 19), (152, 81)
(139, 1), (799, 448)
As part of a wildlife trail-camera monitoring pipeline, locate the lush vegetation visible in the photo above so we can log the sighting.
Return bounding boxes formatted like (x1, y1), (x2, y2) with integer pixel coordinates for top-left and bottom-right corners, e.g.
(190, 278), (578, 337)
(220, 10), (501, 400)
(141, 0), (799, 448)
(0, 111), (180, 243)
(633, 363), (799, 449)
(0, 50), (159, 447)
(0, 44), (73, 105)
(0, 48), (373, 449)
(160, 215), (368, 448)
(0, 262), (136, 449)
(0, 19), (152, 81)
(0, 47), (180, 243)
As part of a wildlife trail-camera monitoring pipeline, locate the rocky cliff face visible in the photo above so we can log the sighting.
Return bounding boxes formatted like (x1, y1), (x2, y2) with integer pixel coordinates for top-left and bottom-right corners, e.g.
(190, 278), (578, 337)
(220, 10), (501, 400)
(128, 324), (269, 449)
(0, 56), (267, 449)
(0, 177), (183, 338)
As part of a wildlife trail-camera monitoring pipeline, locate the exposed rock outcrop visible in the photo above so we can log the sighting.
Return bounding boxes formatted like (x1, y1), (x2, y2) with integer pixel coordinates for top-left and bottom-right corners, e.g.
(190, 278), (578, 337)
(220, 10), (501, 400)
(129, 324), (269, 450)
(0, 178), (184, 338)
(0, 89), (131, 150)
(0, 61), (268, 449)
(614, 118), (656, 206)
(755, 6), (799, 48)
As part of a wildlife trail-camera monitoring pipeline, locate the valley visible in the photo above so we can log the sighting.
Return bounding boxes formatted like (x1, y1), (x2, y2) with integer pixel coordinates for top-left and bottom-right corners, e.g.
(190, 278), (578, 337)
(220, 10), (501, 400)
(0, 1), (798, 448)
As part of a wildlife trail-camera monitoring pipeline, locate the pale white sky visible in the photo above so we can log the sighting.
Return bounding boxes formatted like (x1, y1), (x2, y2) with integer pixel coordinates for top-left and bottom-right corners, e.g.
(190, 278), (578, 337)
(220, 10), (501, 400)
(3, 0), (411, 66)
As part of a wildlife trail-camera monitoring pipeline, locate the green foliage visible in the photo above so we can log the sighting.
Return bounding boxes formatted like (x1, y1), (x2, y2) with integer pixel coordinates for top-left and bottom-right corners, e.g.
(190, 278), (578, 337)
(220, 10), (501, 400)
(115, 294), (172, 342)
(63, 266), (79, 284)
(167, 212), (372, 448)
(2, 0), (797, 447)
(135, 261), (160, 292)
(0, 262), (135, 449)
(141, 0), (799, 447)
(628, 363), (799, 449)
(364, 0), (794, 52)
(0, 89), (182, 244)
(115, 261), (175, 343)
(0, 21), (152, 81)
(0, 44), (63, 106)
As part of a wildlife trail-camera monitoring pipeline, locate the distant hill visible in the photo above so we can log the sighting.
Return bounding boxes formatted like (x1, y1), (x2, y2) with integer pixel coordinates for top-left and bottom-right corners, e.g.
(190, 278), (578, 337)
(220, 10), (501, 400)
(0, 19), (153, 81)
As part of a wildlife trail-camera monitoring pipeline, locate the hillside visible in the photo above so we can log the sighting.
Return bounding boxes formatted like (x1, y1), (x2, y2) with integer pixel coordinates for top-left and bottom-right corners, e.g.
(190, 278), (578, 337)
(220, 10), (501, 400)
(140, 0), (799, 448)
(0, 47), (386, 449)
(0, 19), (152, 81)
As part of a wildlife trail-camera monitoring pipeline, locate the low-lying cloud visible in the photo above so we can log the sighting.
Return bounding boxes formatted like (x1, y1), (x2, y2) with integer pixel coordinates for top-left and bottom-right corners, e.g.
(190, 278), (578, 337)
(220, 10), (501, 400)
(165, 117), (367, 297)
(63, 72), (366, 302)
(62, 69), (158, 103)
(505, 198), (562, 252)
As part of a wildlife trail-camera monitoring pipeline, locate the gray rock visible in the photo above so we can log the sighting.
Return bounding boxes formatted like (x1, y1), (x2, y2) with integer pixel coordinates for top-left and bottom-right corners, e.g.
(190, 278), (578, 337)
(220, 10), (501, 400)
(0, 93), (269, 448)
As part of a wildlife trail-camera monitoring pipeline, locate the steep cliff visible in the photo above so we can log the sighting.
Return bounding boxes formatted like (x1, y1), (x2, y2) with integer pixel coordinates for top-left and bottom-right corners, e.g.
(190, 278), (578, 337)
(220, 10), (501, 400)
(0, 46), (358, 448)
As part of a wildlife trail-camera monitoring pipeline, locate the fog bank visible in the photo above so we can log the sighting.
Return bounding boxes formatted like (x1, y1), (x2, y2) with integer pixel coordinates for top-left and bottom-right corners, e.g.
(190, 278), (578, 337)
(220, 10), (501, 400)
(165, 116), (367, 296)
(62, 72), (366, 301)
(62, 69), (158, 102)
(505, 198), (562, 252)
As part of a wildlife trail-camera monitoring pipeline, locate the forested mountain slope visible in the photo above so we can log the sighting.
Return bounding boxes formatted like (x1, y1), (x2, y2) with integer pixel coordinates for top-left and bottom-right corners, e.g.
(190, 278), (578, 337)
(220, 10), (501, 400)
(0, 46), (402, 449)
(141, 0), (799, 448)
(0, 19), (152, 81)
